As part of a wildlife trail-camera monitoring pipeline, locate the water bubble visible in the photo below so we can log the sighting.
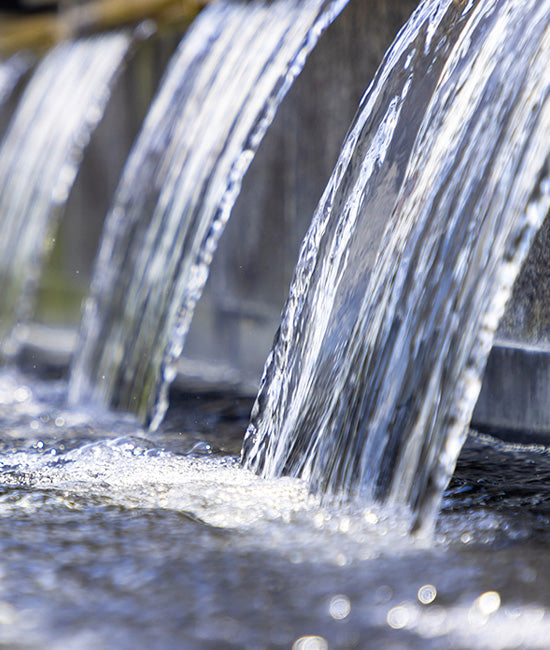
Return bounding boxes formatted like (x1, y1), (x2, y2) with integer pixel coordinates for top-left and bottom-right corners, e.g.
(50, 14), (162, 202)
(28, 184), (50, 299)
(14, 386), (31, 402)
(313, 512), (324, 529)
(421, 606), (447, 636)
(418, 584), (437, 605)
(188, 441), (213, 455)
(375, 585), (393, 604)
(364, 510), (379, 525)
(0, 601), (17, 625)
(476, 591), (501, 616)
(329, 594), (351, 620)
(387, 605), (410, 629)
(335, 553), (347, 567)
(292, 636), (328, 650)
(469, 590), (501, 626)
(520, 567), (537, 583)
(55, 417), (65, 427)
(339, 516), (350, 533)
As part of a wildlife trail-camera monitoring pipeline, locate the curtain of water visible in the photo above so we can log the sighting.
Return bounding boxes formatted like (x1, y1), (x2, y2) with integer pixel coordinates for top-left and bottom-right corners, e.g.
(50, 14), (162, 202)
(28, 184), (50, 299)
(242, 0), (476, 494)
(243, 0), (550, 533)
(0, 34), (131, 357)
(68, 0), (350, 429)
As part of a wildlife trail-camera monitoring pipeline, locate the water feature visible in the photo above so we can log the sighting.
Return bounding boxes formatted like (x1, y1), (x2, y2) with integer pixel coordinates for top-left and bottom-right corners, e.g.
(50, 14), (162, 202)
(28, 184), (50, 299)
(68, 0), (350, 430)
(2, 0), (550, 648)
(0, 32), (131, 358)
(243, 0), (550, 533)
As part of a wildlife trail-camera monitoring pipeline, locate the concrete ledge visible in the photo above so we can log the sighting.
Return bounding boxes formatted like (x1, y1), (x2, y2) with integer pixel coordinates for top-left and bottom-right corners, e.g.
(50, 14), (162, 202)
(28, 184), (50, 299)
(13, 325), (550, 444)
(471, 339), (550, 444)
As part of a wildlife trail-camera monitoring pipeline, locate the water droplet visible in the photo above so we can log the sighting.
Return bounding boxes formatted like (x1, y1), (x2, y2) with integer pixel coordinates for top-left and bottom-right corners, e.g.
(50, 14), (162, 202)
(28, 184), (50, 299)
(387, 605), (410, 629)
(375, 585), (393, 604)
(188, 441), (213, 455)
(476, 591), (501, 616)
(292, 636), (328, 650)
(329, 594), (351, 620)
(313, 512), (324, 529)
(364, 510), (379, 525)
(335, 553), (347, 567)
(339, 516), (350, 533)
(418, 584), (437, 605)
(14, 386), (30, 402)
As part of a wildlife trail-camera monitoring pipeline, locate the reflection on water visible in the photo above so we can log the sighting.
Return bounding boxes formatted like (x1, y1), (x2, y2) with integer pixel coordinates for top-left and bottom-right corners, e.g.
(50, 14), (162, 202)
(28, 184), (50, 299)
(1, 369), (550, 649)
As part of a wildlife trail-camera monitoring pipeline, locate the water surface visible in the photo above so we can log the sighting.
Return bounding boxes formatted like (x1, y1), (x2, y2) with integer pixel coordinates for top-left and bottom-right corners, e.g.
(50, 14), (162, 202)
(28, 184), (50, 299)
(1, 370), (550, 649)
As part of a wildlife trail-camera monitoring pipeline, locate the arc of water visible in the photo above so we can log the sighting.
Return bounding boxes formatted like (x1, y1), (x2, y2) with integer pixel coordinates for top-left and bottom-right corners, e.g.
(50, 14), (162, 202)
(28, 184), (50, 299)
(242, 0), (476, 476)
(68, 0), (351, 428)
(243, 0), (550, 533)
(0, 33), (131, 358)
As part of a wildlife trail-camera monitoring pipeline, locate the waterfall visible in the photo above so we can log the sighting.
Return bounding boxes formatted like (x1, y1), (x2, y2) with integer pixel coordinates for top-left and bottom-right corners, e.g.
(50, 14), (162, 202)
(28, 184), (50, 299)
(0, 33), (131, 358)
(68, 0), (350, 429)
(242, 0), (550, 533)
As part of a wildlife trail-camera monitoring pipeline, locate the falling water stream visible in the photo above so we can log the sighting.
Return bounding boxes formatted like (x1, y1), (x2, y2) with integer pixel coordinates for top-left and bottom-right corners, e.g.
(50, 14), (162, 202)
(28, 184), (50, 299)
(2, 0), (550, 648)
(0, 33), (131, 356)
(243, 0), (550, 532)
(68, 0), (350, 429)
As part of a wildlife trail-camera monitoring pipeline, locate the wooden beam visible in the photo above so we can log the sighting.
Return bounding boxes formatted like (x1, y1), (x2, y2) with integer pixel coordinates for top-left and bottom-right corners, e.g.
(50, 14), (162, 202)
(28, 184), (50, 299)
(0, 0), (211, 55)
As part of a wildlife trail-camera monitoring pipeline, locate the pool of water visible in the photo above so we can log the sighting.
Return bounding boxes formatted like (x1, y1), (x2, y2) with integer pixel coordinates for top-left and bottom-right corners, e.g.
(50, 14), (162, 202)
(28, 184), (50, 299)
(0, 369), (549, 649)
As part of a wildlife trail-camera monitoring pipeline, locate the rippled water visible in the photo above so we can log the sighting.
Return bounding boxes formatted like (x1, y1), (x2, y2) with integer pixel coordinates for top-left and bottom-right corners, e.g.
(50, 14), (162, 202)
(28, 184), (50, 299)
(1, 369), (550, 649)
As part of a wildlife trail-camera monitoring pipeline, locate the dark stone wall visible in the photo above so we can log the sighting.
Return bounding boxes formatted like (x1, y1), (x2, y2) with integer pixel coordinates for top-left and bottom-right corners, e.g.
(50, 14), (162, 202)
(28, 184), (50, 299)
(473, 342), (550, 442)
(34, 31), (179, 323)
(498, 212), (550, 345)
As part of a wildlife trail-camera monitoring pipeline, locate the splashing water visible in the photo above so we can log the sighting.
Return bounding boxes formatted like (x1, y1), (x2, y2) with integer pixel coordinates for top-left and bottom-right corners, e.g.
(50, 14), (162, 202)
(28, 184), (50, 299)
(4, 369), (550, 648)
(68, 0), (350, 429)
(0, 33), (131, 358)
(243, 0), (550, 533)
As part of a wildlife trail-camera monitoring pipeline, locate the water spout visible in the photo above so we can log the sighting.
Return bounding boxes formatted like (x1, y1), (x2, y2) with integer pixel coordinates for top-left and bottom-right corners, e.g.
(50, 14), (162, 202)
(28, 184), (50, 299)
(68, 0), (351, 428)
(243, 0), (550, 533)
(0, 33), (131, 359)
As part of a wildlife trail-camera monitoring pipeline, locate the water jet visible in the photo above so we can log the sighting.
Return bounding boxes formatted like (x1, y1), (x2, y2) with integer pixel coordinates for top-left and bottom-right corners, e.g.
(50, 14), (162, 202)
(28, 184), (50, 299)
(1, 1), (550, 647)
